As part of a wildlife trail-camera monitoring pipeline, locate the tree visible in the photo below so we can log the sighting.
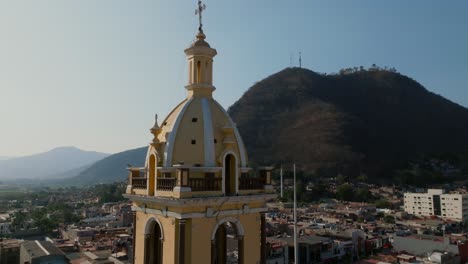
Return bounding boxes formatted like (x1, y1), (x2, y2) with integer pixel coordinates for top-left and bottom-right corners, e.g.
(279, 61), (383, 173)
(375, 199), (392, 209)
(308, 181), (330, 201)
(384, 215), (395, 224)
(336, 183), (354, 201)
(336, 174), (347, 185)
(355, 186), (371, 202)
(12, 211), (27, 230)
(356, 174), (368, 183)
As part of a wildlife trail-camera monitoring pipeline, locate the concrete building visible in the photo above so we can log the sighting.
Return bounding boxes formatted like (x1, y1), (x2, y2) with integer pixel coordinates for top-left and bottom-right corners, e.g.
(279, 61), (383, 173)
(391, 235), (459, 257)
(277, 235), (354, 263)
(0, 238), (22, 264)
(123, 4), (276, 264)
(403, 189), (468, 221)
(68, 228), (95, 243)
(265, 238), (288, 264)
(0, 222), (11, 236)
(20, 240), (67, 264)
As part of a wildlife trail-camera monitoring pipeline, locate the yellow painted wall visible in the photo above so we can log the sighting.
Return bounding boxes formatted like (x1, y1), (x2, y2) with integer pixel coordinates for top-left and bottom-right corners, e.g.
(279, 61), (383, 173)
(190, 217), (214, 264)
(134, 211), (178, 264)
(189, 213), (261, 264)
(239, 214), (262, 264)
(210, 103), (243, 167)
(135, 209), (263, 264)
(172, 99), (205, 166)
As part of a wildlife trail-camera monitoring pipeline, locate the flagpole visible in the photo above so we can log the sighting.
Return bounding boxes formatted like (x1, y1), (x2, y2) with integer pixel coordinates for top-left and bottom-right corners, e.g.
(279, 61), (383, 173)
(293, 163), (298, 264)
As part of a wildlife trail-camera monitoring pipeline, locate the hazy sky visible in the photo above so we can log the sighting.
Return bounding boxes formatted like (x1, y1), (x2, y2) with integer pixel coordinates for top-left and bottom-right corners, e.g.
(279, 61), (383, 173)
(1, 1), (467, 157)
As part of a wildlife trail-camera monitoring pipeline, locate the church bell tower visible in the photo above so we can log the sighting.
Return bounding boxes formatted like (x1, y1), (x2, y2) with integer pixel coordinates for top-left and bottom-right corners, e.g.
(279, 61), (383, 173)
(124, 2), (276, 263)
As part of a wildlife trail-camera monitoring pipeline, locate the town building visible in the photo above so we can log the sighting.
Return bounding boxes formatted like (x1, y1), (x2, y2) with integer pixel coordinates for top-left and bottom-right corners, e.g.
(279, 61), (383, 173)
(403, 189), (468, 221)
(123, 3), (276, 264)
(0, 222), (11, 236)
(20, 240), (68, 264)
(0, 238), (22, 264)
(265, 238), (288, 264)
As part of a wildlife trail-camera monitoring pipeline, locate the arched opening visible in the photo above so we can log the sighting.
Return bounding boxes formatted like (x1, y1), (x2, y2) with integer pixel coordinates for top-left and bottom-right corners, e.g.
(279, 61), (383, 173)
(212, 222), (244, 264)
(144, 220), (163, 264)
(148, 155), (156, 196)
(197, 60), (201, 83)
(224, 154), (237, 196)
(189, 61), (193, 83)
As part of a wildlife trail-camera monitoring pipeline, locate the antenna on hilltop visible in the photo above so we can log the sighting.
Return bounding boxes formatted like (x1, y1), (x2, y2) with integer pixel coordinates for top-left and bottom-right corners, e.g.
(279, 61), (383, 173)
(299, 52), (302, 68)
(289, 53), (293, 68)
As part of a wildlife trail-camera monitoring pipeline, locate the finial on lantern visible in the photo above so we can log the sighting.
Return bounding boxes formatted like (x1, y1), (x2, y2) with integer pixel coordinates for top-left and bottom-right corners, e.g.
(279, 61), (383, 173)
(195, 0), (206, 33)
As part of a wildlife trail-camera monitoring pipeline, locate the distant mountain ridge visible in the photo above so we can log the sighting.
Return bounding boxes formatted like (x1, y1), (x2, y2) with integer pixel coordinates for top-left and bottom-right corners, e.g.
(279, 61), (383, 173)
(65, 147), (147, 185)
(0, 147), (109, 180)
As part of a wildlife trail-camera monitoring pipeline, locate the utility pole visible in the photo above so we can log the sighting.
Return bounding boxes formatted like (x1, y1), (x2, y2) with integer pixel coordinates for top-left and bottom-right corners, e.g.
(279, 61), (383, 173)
(293, 163), (298, 263)
(299, 52), (302, 68)
(280, 166), (283, 198)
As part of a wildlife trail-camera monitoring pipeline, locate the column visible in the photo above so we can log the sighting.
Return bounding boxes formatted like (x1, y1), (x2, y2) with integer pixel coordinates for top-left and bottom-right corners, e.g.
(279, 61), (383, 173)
(216, 225), (227, 264)
(211, 240), (216, 264)
(178, 220), (186, 264)
(144, 234), (150, 264)
(261, 213), (266, 264)
(132, 211), (136, 263)
(238, 236), (244, 264)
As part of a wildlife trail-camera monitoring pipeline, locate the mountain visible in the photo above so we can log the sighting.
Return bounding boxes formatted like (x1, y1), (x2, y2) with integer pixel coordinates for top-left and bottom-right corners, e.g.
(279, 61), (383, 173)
(228, 67), (468, 181)
(54, 67), (468, 185)
(65, 147), (147, 185)
(0, 147), (109, 180)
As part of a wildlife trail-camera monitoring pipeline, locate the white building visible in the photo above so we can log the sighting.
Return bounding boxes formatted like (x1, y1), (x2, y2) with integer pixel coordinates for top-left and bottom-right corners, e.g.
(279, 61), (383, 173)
(403, 189), (468, 221)
(0, 222), (11, 235)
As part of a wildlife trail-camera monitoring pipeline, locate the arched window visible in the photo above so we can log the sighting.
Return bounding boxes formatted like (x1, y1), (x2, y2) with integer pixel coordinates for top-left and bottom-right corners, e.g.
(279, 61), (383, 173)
(224, 154), (237, 195)
(197, 61), (201, 83)
(148, 155), (156, 196)
(189, 61), (193, 83)
(211, 221), (244, 264)
(144, 219), (163, 264)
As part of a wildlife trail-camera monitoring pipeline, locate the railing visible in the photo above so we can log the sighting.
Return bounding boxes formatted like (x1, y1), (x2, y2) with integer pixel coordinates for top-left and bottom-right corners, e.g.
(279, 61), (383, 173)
(239, 177), (265, 190)
(189, 178), (222, 192)
(132, 177), (148, 189)
(157, 178), (176, 191)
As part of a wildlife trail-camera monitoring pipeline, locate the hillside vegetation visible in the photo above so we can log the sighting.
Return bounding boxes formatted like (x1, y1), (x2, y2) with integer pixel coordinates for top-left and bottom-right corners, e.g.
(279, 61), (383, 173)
(228, 67), (468, 183)
(64, 67), (468, 186)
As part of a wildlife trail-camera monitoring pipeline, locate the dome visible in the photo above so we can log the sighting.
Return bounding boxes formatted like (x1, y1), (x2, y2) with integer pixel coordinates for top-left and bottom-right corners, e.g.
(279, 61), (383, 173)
(145, 30), (249, 171)
(126, 23), (274, 200)
(149, 96), (248, 169)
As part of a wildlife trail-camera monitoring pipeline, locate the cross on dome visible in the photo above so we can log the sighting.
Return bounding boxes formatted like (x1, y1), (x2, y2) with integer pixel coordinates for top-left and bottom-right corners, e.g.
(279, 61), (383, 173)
(195, 0), (206, 32)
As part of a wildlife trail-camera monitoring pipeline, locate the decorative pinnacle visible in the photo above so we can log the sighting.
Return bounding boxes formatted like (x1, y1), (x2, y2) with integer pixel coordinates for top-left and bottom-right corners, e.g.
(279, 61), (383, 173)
(195, 0), (206, 32)
(150, 113), (159, 132)
(150, 113), (161, 144)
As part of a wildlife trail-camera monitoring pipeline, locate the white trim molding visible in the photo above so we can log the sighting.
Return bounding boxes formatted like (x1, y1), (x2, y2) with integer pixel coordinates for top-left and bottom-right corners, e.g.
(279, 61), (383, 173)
(124, 193), (277, 207)
(132, 205), (268, 221)
(211, 217), (245, 240)
(213, 101), (248, 167)
(144, 216), (164, 240)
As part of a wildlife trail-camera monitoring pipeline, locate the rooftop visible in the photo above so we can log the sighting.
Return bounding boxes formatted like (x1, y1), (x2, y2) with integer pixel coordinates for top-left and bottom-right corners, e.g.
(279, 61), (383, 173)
(22, 240), (65, 258)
